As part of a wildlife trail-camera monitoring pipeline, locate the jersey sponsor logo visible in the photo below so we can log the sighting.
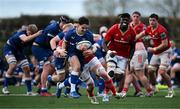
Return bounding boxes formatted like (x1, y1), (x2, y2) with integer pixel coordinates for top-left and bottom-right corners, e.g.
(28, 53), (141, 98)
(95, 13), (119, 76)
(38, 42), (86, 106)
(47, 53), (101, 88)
(114, 39), (128, 43)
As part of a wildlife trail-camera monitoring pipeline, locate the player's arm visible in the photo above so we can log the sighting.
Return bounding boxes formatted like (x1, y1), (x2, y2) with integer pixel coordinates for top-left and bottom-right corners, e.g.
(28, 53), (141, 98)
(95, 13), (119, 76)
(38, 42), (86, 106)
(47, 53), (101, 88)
(103, 25), (114, 52)
(148, 32), (168, 53)
(20, 30), (42, 42)
(103, 39), (110, 52)
(50, 35), (61, 51)
(136, 31), (146, 41)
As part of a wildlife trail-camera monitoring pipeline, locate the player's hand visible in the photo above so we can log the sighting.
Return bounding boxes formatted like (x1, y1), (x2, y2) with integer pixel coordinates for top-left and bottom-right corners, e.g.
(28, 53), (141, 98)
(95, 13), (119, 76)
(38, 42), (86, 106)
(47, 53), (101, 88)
(57, 48), (67, 57)
(53, 50), (60, 57)
(37, 30), (43, 35)
(107, 50), (116, 57)
(83, 49), (94, 56)
(147, 47), (156, 53)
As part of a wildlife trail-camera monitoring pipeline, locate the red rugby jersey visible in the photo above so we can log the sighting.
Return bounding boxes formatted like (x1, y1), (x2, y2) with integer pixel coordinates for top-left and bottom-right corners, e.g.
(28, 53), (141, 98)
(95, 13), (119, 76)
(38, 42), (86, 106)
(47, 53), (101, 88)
(105, 24), (136, 58)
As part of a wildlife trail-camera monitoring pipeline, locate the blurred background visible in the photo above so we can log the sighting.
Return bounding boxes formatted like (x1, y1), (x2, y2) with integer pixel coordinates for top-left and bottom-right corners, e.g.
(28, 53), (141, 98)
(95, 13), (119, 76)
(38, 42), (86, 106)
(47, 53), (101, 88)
(0, 0), (180, 56)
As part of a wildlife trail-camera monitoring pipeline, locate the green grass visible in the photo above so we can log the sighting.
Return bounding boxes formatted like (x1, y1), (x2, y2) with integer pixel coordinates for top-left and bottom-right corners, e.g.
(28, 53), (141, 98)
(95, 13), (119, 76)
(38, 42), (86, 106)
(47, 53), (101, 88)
(0, 85), (180, 109)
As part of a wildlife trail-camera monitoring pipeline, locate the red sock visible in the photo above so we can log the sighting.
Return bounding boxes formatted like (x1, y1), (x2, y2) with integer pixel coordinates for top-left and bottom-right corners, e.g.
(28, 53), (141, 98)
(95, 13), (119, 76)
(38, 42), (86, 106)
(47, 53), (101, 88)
(105, 79), (116, 96)
(122, 88), (128, 92)
(104, 88), (110, 95)
(146, 88), (152, 93)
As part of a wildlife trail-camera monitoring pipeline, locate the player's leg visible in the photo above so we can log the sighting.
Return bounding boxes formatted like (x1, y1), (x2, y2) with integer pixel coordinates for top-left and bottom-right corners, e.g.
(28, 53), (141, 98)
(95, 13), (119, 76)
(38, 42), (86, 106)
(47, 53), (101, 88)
(40, 58), (55, 96)
(89, 57), (117, 101)
(148, 55), (159, 93)
(2, 45), (17, 94)
(56, 77), (70, 98)
(159, 50), (174, 98)
(133, 51), (152, 96)
(20, 59), (36, 95)
(170, 63), (180, 85)
(69, 55), (81, 98)
(80, 66), (99, 104)
(32, 45), (55, 96)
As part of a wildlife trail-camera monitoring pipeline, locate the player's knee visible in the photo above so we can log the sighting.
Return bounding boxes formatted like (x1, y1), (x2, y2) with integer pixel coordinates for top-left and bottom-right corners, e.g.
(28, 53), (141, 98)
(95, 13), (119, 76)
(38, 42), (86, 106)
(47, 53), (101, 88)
(86, 78), (94, 87)
(148, 65), (157, 74)
(22, 65), (30, 72)
(159, 64), (168, 74)
(96, 66), (106, 76)
(9, 63), (17, 71)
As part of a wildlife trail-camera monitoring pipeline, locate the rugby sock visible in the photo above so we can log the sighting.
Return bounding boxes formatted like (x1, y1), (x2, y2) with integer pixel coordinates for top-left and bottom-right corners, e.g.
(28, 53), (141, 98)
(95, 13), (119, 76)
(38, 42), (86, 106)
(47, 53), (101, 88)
(146, 87), (153, 93)
(3, 74), (13, 88)
(98, 78), (105, 93)
(47, 75), (52, 82)
(122, 88), (128, 92)
(41, 88), (48, 92)
(70, 71), (79, 93)
(25, 78), (32, 92)
(64, 78), (70, 86)
(105, 79), (116, 96)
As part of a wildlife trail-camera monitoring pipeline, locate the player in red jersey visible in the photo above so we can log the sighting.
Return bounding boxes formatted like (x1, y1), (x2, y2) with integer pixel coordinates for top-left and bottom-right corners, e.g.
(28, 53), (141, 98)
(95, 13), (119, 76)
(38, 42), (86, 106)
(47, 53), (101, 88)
(136, 13), (174, 98)
(119, 11), (153, 98)
(104, 13), (136, 100)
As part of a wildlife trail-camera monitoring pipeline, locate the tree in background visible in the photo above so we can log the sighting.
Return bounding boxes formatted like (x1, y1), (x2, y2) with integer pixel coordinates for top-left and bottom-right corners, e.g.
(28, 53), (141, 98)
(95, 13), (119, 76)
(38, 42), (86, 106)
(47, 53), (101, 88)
(83, 0), (132, 16)
(148, 0), (180, 18)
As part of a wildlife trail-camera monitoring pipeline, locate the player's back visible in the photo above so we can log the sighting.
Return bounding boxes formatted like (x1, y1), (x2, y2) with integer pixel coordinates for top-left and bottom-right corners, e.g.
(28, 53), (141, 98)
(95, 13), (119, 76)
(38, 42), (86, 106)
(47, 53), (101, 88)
(34, 21), (60, 48)
(7, 30), (27, 50)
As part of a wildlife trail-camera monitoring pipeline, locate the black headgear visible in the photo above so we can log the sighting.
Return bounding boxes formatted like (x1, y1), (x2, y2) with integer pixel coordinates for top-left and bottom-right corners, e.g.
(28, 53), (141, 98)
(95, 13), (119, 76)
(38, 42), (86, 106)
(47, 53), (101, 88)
(60, 16), (70, 23)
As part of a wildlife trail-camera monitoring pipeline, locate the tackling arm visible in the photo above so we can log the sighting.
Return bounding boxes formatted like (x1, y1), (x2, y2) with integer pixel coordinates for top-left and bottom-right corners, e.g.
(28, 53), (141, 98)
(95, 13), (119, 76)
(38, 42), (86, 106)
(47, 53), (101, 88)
(20, 30), (42, 42)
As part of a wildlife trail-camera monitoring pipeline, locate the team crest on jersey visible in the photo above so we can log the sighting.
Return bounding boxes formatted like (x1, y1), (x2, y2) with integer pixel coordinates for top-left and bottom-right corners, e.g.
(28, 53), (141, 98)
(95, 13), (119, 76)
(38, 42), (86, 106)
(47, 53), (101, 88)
(71, 36), (75, 39)
(115, 34), (119, 37)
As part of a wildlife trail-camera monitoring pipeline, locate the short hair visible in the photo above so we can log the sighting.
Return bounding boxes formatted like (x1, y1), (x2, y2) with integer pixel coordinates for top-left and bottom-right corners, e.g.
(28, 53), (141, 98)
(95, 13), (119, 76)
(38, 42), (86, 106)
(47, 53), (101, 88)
(27, 24), (38, 34)
(118, 13), (131, 20)
(149, 13), (159, 20)
(60, 16), (70, 23)
(132, 11), (141, 16)
(78, 16), (89, 25)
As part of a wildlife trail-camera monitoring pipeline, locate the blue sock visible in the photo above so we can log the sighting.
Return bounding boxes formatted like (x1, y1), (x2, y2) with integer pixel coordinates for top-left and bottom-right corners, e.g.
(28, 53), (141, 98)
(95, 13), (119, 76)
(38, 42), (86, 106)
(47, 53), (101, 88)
(3, 77), (12, 87)
(25, 79), (32, 92)
(47, 75), (52, 82)
(41, 88), (47, 93)
(70, 74), (79, 92)
(98, 78), (105, 93)
(71, 74), (79, 84)
(64, 78), (70, 86)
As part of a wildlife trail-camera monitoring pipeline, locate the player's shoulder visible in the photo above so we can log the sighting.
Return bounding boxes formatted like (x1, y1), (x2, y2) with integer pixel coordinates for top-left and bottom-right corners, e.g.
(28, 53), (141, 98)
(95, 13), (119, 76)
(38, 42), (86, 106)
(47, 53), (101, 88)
(66, 28), (76, 35)
(112, 24), (119, 28)
(85, 30), (93, 36)
(157, 24), (167, 32)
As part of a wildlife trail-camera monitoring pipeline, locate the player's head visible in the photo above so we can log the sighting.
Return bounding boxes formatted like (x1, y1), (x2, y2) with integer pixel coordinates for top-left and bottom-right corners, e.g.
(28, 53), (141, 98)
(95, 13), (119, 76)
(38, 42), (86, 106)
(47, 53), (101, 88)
(132, 11), (141, 23)
(26, 24), (38, 35)
(149, 13), (159, 27)
(59, 15), (71, 29)
(118, 13), (131, 31)
(77, 16), (89, 35)
(99, 26), (108, 37)
(62, 23), (74, 32)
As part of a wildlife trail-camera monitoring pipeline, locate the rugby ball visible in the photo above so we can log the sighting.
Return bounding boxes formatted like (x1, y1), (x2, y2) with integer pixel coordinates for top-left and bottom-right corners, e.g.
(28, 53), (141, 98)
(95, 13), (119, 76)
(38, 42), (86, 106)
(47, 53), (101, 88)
(76, 40), (92, 51)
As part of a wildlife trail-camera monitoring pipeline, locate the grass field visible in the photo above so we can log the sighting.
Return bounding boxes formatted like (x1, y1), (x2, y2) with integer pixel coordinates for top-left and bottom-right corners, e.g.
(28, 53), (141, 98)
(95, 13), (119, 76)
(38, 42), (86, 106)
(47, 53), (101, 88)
(0, 85), (180, 109)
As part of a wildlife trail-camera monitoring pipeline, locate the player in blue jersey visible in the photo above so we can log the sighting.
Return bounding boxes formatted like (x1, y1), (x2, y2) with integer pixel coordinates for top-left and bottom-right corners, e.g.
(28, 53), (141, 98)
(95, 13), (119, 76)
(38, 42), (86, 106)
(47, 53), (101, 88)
(2, 24), (42, 95)
(32, 16), (71, 96)
(57, 17), (117, 100)
(47, 23), (74, 90)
